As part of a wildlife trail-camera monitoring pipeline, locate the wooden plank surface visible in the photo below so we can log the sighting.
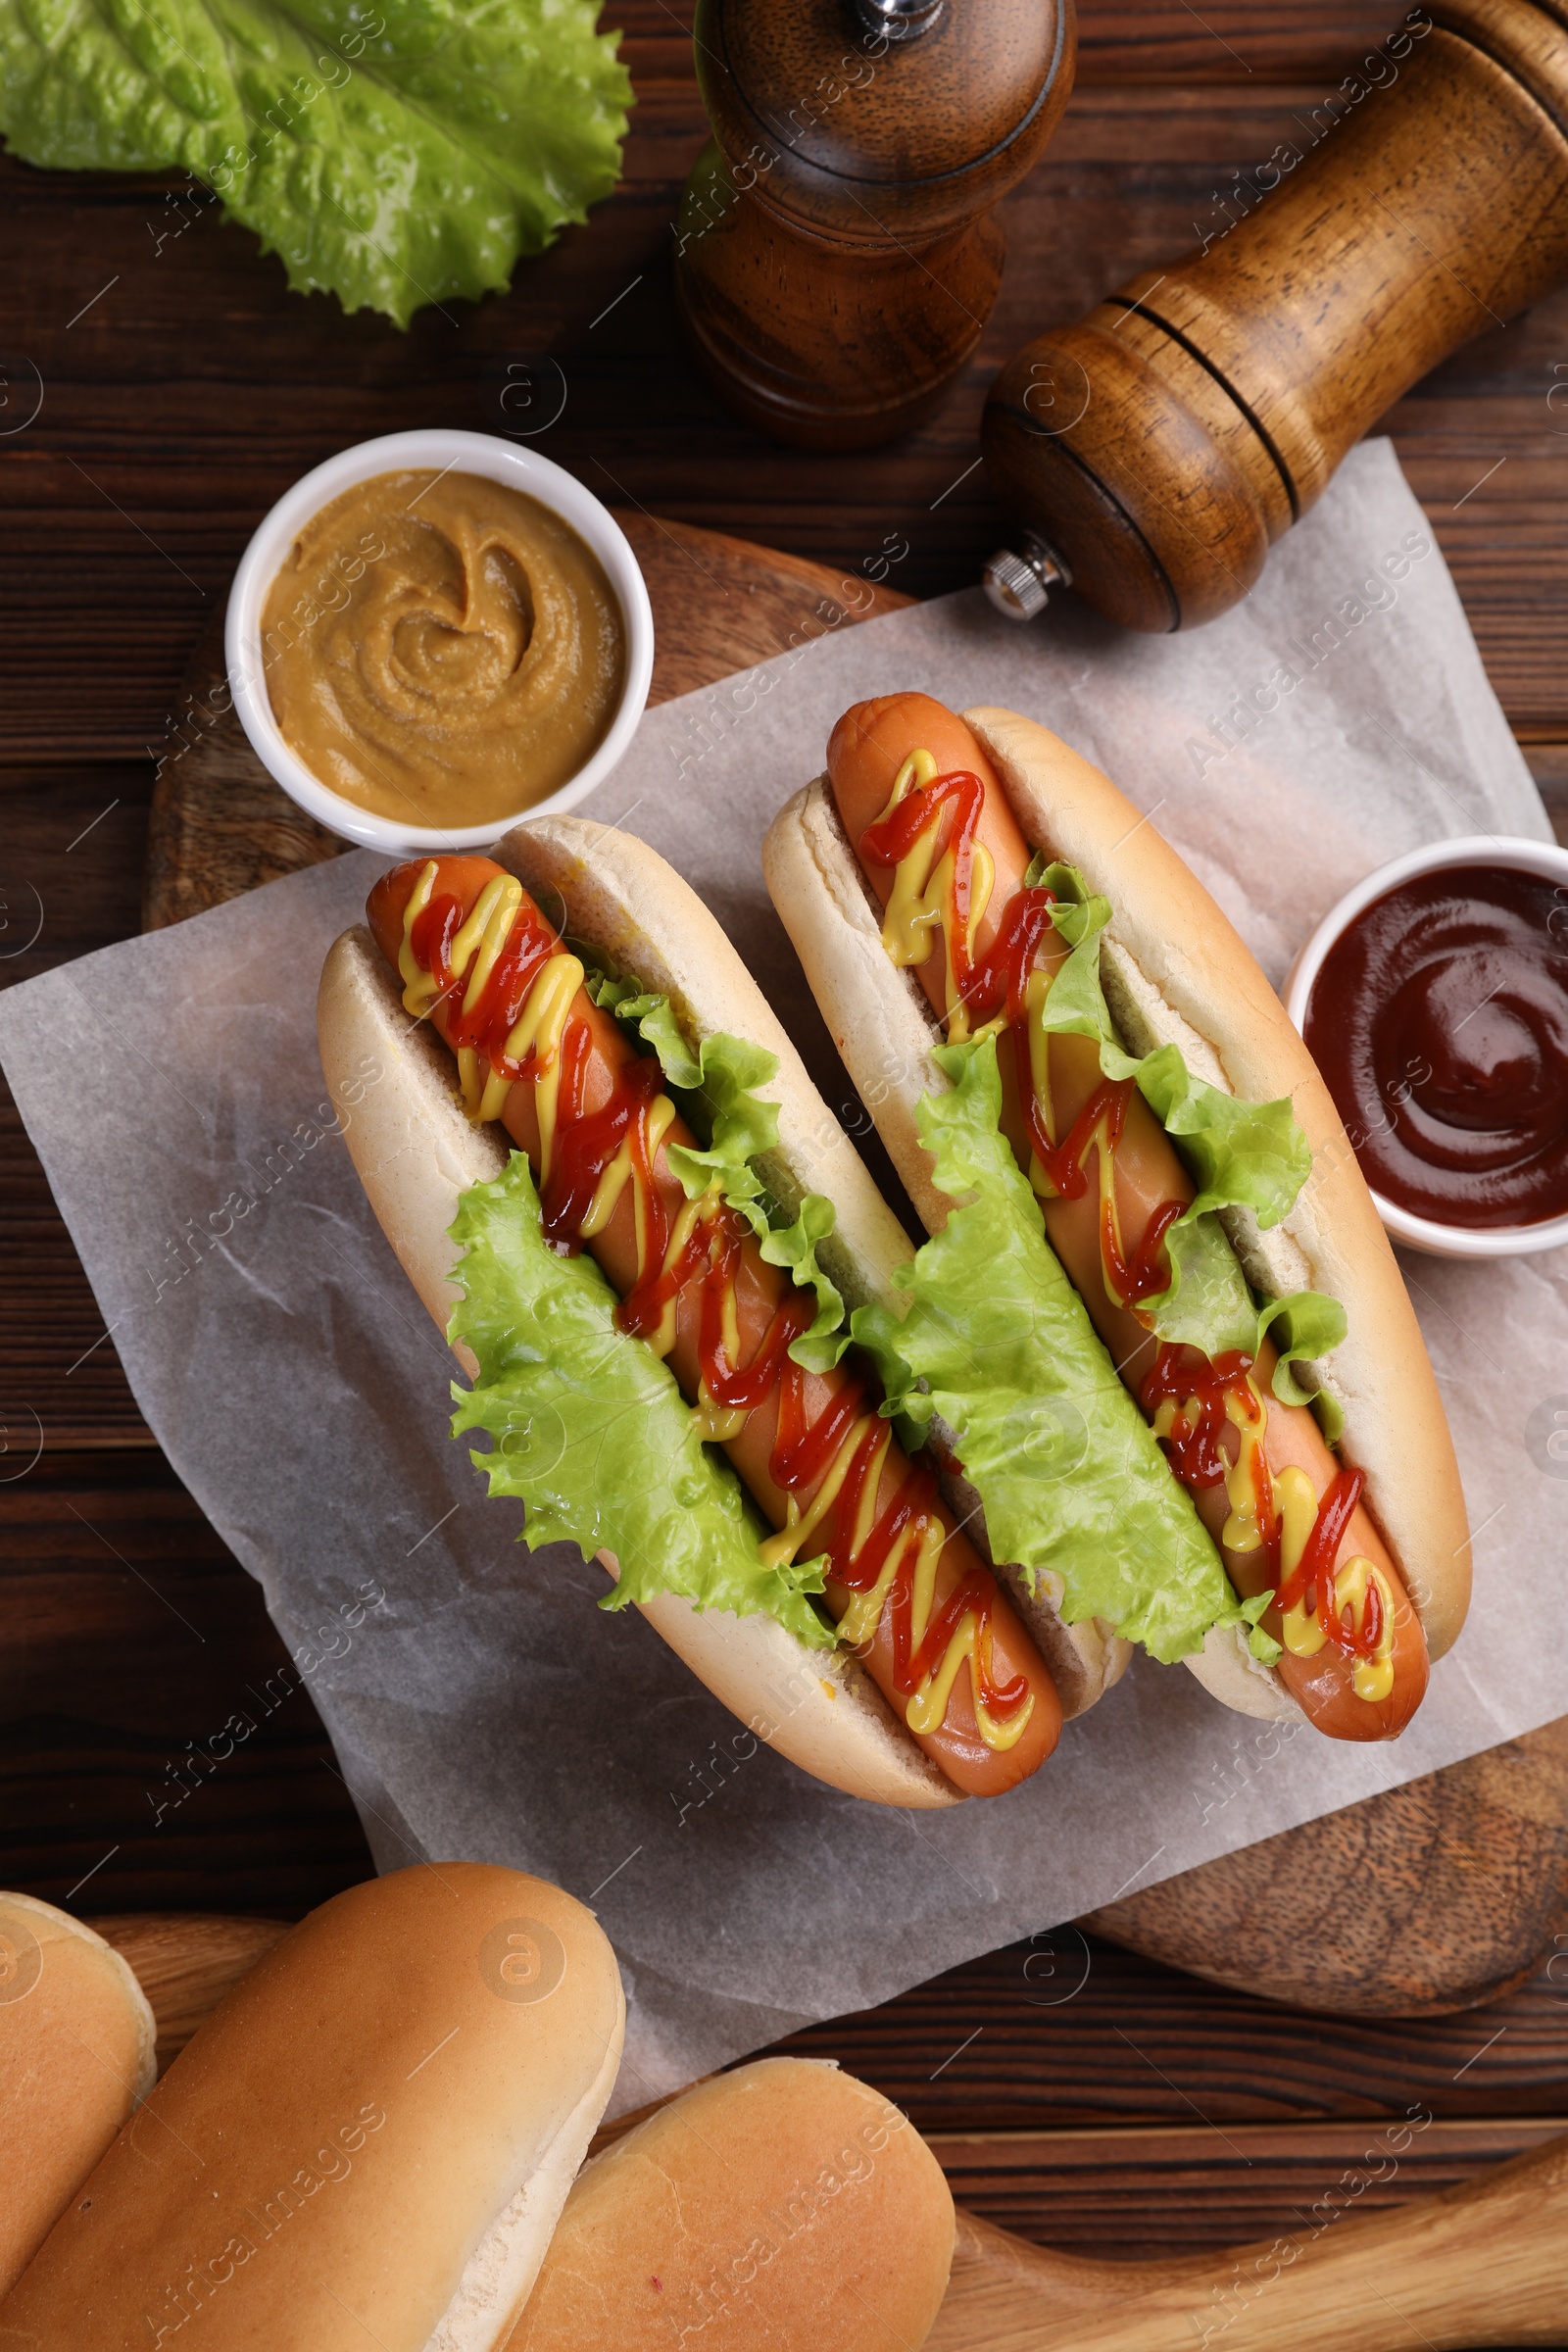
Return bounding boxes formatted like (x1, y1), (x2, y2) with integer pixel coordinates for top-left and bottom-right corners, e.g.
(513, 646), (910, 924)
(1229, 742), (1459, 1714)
(2, 0), (1566, 2294)
(4, 64), (1566, 755)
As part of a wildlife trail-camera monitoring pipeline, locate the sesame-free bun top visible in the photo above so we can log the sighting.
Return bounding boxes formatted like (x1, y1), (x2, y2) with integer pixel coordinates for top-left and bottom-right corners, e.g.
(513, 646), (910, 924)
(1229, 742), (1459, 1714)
(0, 1865), (624, 2352)
(508, 2058), (955, 2352)
(0, 1892), (156, 2297)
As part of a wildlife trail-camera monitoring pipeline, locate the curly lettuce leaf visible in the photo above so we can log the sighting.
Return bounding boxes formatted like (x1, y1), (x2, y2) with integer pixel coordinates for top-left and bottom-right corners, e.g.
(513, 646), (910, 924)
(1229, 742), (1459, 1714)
(447, 1151), (834, 1648)
(758, 1197), (847, 1376)
(0, 0), (631, 325)
(852, 1036), (1250, 1665)
(589, 980), (848, 1373)
(1256, 1290), (1348, 1438)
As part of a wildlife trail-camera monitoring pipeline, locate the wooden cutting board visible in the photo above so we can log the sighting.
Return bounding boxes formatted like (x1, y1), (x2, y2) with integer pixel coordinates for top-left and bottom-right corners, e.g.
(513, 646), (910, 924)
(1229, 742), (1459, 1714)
(142, 511), (1568, 2021)
(80, 1910), (1568, 2352)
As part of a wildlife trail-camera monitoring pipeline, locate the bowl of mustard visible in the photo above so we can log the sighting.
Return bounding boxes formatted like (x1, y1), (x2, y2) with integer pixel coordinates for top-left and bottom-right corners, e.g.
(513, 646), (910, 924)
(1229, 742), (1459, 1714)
(226, 430), (655, 855)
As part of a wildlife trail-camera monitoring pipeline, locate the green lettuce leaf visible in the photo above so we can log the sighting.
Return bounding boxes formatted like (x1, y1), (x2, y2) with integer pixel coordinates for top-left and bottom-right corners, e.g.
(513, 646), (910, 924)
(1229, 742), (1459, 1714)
(1028, 861), (1335, 1362)
(0, 0), (631, 325)
(758, 1198), (847, 1377)
(588, 979), (849, 1373)
(1256, 1290), (1348, 1439)
(1238, 1587), (1283, 1666)
(851, 1036), (1248, 1664)
(447, 1151), (835, 1648)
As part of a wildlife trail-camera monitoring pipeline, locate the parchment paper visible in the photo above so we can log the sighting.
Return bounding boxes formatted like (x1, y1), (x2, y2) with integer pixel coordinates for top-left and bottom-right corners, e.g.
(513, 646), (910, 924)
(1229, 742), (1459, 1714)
(3, 441), (1563, 2113)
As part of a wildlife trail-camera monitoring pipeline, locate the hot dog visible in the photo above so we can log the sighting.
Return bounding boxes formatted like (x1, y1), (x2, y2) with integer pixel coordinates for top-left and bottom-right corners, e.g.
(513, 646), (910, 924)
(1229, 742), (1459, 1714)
(319, 818), (1080, 1804)
(763, 695), (1470, 1740)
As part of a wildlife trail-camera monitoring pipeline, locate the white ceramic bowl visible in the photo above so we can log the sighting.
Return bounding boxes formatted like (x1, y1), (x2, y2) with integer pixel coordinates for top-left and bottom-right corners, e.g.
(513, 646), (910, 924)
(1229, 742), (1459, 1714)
(225, 429), (655, 857)
(1284, 833), (1568, 1259)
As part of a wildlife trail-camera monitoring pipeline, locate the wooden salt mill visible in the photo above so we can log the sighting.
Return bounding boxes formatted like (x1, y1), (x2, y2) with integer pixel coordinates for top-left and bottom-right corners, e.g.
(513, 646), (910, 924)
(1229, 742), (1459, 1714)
(981, 0), (1568, 630)
(674, 0), (1075, 450)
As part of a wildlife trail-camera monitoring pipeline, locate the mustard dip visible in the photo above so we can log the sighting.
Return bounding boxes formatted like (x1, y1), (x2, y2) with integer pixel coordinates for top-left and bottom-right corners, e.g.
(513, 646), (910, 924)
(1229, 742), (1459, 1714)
(260, 468), (625, 830)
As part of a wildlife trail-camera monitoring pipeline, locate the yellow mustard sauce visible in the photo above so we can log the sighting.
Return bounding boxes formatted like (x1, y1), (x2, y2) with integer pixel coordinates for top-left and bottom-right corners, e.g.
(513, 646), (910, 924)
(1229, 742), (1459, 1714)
(1276, 1458), (1396, 1702)
(874, 751), (995, 1045)
(867, 798), (1396, 1714)
(402, 863), (1026, 1751)
(263, 469), (625, 832)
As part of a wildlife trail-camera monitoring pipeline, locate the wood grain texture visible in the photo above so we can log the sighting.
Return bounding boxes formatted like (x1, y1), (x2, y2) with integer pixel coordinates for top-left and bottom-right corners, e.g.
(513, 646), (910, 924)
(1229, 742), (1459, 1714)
(1086, 1719), (1568, 2015)
(675, 0), (1072, 444)
(927, 2130), (1568, 2346)
(86, 1910), (287, 2069)
(2, 1), (1566, 2295)
(986, 2), (1568, 628)
(0, 1453), (374, 1916)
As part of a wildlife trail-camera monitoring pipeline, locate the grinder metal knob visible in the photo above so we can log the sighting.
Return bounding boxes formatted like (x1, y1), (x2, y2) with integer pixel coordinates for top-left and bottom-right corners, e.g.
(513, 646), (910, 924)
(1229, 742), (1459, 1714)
(982, 534), (1071, 621)
(844, 0), (946, 40)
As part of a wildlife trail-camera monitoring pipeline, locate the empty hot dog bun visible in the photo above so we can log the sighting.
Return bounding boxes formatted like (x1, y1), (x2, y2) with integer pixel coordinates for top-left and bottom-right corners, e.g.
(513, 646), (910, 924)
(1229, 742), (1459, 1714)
(0, 1865), (624, 2350)
(763, 705), (1468, 1725)
(0, 1893), (156, 2298)
(318, 817), (1121, 1816)
(508, 2058), (954, 2352)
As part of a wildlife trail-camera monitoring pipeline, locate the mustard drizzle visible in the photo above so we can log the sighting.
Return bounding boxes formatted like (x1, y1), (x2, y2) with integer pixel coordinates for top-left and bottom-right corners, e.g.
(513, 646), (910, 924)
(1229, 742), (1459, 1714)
(870, 765), (1394, 1711)
(1275, 1463), (1395, 1702)
(400, 861), (1027, 1751)
(874, 752), (995, 1044)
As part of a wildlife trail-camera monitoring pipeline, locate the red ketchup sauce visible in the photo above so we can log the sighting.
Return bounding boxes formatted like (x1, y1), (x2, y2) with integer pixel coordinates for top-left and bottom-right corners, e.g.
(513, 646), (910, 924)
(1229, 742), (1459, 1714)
(859, 774), (1188, 1306)
(1302, 864), (1568, 1228)
(854, 770), (1415, 1710)
(409, 870), (1032, 1735)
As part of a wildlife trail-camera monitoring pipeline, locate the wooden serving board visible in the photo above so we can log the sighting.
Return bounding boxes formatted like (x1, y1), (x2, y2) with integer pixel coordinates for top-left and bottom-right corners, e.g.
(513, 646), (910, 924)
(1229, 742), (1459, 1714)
(82, 1911), (1568, 2352)
(142, 513), (1568, 2022)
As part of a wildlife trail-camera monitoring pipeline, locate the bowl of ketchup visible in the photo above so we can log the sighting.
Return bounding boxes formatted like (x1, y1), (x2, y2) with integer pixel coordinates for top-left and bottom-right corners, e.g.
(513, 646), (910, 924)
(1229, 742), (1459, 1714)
(1286, 835), (1568, 1259)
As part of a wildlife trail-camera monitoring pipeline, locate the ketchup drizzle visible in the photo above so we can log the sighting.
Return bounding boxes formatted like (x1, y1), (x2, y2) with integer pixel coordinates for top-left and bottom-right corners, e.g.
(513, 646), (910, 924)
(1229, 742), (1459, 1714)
(701, 1230), (814, 1411)
(855, 784), (1393, 1692)
(412, 891), (560, 1076)
(764, 1366), (1028, 1722)
(1273, 1466), (1385, 1658)
(403, 861), (1031, 1735)
(1140, 1345), (1253, 1489)
(861, 770), (988, 1004)
(858, 778), (1184, 1310)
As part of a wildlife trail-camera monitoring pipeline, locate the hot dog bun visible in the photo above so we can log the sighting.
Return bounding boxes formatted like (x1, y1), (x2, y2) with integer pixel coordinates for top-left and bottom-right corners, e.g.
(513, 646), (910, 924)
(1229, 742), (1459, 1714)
(0, 1865), (624, 2350)
(318, 817), (1123, 1812)
(319, 922), (956, 1812)
(762, 706), (1469, 1722)
(0, 1893), (157, 2298)
(508, 2058), (954, 2352)
(505, 816), (1125, 1725)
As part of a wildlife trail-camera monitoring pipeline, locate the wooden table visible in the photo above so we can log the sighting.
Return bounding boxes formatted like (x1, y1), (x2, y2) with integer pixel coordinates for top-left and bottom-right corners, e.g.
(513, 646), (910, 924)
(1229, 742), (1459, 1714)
(3, 0), (1566, 2306)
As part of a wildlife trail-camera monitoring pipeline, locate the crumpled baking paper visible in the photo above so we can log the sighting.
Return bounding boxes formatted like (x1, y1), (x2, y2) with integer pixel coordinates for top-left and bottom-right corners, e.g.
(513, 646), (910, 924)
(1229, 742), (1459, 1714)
(2, 441), (1562, 2111)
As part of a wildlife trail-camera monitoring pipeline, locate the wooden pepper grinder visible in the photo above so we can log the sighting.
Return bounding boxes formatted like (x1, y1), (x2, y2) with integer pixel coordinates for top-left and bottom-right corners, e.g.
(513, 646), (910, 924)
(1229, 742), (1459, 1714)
(674, 0), (1075, 450)
(981, 0), (1568, 630)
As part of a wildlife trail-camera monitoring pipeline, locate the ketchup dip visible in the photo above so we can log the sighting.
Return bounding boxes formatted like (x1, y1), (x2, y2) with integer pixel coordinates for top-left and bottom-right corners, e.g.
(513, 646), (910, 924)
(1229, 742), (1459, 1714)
(1302, 863), (1568, 1229)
